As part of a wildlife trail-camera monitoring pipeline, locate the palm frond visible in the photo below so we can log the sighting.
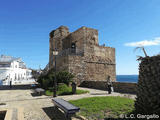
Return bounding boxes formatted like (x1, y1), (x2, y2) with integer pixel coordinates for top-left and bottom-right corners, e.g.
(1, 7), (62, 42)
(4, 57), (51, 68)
(134, 46), (148, 57)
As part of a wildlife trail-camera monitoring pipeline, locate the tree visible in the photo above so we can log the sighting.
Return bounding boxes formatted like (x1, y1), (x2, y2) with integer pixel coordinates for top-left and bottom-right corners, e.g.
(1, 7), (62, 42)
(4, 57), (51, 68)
(31, 69), (41, 79)
(135, 55), (160, 114)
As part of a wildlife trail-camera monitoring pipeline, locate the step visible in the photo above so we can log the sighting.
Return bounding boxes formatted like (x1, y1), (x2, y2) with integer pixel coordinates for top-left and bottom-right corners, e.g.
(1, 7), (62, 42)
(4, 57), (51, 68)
(0, 107), (24, 120)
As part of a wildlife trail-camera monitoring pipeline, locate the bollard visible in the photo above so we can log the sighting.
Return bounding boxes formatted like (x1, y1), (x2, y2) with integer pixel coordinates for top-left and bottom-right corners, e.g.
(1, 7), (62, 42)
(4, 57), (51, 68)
(71, 82), (76, 94)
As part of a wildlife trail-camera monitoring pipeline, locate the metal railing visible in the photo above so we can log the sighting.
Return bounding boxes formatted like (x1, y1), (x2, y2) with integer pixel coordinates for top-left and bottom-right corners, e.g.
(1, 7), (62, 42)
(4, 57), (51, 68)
(51, 48), (84, 61)
(58, 48), (84, 56)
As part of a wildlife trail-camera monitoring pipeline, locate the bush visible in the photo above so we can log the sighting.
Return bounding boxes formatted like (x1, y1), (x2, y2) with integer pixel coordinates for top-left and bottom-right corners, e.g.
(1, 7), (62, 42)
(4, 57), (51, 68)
(56, 71), (74, 86)
(37, 69), (74, 89)
(57, 84), (71, 95)
(37, 73), (54, 89)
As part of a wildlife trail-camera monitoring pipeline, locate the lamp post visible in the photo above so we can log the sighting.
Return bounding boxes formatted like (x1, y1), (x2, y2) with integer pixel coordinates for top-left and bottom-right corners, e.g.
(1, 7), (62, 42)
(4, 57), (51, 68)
(52, 40), (58, 97)
(53, 50), (58, 97)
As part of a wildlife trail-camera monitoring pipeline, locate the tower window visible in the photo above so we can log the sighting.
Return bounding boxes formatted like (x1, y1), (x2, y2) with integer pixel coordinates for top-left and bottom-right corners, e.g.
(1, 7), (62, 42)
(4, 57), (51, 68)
(71, 43), (76, 53)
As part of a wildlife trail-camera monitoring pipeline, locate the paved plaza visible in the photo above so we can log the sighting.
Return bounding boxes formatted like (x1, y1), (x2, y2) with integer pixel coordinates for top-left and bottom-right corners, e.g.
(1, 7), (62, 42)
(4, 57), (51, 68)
(0, 87), (136, 120)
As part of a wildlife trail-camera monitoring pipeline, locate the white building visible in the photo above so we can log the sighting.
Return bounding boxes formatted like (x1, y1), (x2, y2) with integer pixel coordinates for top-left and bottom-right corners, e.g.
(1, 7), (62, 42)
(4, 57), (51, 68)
(0, 55), (33, 85)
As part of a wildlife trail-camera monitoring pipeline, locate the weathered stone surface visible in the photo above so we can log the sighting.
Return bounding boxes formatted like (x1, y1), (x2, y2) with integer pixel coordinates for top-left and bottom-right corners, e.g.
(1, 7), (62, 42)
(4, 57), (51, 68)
(49, 26), (116, 85)
(80, 81), (137, 94)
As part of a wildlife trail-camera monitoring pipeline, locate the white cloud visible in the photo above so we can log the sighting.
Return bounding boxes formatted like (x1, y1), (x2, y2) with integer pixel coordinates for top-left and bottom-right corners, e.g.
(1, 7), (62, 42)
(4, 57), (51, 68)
(124, 37), (160, 47)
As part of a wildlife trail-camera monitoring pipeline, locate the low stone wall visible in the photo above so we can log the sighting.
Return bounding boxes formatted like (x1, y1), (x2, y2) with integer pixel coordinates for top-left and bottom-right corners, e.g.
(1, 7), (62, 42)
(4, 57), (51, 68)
(0, 84), (37, 90)
(79, 81), (137, 94)
(113, 82), (137, 94)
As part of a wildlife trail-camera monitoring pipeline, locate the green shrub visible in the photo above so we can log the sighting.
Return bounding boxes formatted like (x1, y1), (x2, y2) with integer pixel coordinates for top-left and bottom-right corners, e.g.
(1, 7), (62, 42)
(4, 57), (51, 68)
(57, 84), (71, 95)
(57, 83), (68, 91)
(48, 87), (53, 92)
(42, 78), (48, 89)
(37, 69), (74, 89)
(56, 71), (74, 86)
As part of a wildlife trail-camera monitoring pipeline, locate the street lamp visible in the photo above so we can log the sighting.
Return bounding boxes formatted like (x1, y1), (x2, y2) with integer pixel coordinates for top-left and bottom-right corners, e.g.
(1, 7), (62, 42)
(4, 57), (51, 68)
(52, 46), (58, 97)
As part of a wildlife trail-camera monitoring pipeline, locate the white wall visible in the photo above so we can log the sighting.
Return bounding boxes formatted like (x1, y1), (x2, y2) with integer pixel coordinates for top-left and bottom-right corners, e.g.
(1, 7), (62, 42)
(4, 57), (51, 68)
(0, 61), (32, 85)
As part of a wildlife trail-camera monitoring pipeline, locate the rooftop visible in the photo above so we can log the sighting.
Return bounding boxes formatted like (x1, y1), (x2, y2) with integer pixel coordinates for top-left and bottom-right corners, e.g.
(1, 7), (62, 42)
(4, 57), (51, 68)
(0, 55), (20, 63)
(0, 55), (26, 68)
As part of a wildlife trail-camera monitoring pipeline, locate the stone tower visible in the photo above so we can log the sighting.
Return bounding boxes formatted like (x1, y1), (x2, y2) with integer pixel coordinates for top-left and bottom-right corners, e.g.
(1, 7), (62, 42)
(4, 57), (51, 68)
(49, 26), (116, 85)
(49, 26), (69, 68)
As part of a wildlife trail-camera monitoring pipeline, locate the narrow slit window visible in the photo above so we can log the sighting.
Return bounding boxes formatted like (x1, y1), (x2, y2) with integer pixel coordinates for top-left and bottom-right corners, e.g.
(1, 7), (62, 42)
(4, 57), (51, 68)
(71, 43), (76, 53)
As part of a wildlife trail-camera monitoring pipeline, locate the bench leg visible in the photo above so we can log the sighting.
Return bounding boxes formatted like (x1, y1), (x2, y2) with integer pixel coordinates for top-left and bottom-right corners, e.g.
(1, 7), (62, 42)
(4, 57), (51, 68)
(54, 106), (58, 111)
(66, 113), (76, 120)
(66, 114), (71, 120)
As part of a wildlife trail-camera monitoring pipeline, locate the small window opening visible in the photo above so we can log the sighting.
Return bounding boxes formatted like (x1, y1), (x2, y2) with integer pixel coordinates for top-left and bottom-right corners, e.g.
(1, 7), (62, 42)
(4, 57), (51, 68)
(71, 43), (76, 53)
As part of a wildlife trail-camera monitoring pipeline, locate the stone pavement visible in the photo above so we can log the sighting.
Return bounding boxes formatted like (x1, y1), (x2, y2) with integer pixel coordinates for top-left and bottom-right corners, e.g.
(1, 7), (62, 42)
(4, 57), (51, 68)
(0, 87), (136, 120)
(59, 87), (136, 101)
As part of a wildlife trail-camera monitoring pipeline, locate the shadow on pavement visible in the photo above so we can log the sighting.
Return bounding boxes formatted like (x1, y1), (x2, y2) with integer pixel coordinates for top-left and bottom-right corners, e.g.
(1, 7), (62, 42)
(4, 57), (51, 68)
(42, 106), (67, 120)
(0, 111), (6, 120)
(0, 85), (37, 90)
(30, 93), (42, 97)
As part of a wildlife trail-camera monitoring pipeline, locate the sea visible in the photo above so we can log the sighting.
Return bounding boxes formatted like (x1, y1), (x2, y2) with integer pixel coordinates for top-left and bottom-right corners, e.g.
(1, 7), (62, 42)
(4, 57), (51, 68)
(116, 75), (138, 83)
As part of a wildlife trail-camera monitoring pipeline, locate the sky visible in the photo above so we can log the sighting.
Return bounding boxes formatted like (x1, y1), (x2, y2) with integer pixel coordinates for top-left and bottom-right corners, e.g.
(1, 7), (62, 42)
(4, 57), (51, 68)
(0, 0), (160, 75)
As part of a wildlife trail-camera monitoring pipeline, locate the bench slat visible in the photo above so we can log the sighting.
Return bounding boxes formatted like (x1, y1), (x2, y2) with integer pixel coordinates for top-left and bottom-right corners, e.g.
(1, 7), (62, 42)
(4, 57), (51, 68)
(35, 88), (44, 92)
(52, 98), (80, 113)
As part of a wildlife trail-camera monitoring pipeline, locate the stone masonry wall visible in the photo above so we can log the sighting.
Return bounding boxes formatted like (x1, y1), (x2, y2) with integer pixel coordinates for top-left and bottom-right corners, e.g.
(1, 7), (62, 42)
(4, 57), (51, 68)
(49, 26), (69, 68)
(82, 27), (116, 82)
(62, 27), (86, 51)
(84, 46), (116, 82)
(68, 56), (86, 85)
(80, 81), (137, 94)
(56, 56), (69, 71)
(49, 26), (116, 85)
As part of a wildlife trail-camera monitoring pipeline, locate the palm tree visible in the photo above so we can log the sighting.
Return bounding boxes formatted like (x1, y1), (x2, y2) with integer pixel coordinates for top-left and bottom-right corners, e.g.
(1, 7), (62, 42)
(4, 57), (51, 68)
(135, 52), (160, 114)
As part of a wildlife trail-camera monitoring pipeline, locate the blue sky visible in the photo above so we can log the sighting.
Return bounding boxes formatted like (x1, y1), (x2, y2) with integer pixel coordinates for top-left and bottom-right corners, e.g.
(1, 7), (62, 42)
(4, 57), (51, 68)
(0, 0), (160, 75)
